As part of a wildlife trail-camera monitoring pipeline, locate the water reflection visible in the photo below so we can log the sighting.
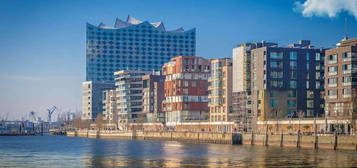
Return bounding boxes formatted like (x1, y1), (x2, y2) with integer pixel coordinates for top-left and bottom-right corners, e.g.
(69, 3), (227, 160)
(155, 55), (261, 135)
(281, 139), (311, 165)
(1, 136), (357, 167)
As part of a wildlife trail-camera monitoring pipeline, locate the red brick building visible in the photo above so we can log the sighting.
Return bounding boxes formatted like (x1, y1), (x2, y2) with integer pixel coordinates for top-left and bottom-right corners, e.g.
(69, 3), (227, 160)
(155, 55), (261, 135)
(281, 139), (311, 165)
(162, 56), (211, 126)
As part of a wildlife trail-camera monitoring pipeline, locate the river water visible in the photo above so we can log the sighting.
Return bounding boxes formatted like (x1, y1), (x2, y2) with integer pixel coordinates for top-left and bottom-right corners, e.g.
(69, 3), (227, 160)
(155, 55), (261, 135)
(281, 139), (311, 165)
(0, 135), (357, 168)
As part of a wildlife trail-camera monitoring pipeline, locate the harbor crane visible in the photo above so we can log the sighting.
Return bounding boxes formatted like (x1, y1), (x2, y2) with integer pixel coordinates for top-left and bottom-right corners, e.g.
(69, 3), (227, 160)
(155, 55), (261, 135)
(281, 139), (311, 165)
(47, 106), (57, 123)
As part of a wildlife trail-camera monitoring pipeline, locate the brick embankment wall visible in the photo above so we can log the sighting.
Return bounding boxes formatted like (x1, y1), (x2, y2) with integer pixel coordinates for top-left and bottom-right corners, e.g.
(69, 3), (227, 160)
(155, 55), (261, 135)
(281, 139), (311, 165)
(242, 133), (357, 150)
(67, 130), (242, 145)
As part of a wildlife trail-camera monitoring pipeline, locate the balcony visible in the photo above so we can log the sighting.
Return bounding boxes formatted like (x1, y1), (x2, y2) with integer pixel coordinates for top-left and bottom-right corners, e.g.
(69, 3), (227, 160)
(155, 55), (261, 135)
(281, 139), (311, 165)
(343, 94), (351, 98)
(328, 83), (337, 87)
(328, 95), (337, 99)
(328, 60), (337, 64)
(328, 71), (337, 76)
(343, 82), (351, 86)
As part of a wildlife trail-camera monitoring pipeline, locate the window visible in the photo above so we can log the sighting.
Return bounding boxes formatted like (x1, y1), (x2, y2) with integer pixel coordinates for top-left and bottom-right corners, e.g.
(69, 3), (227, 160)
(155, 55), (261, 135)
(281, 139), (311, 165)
(343, 76), (352, 86)
(315, 53), (321, 61)
(288, 90), (296, 97)
(343, 88), (351, 98)
(290, 71), (297, 79)
(307, 90), (313, 98)
(343, 64), (352, 73)
(287, 100), (296, 107)
(328, 66), (338, 75)
(184, 81), (189, 87)
(270, 91), (277, 97)
(328, 54), (337, 64)
(290, 51), (297, 60)
(328, 78), (337, 87)
(270, 61), (282, 68)
(289, 80), (297, 89)
(306, 53), (310, 61)
(191, 81), (197, 87)
(328, 89), (337, 99)
(270, 71), (283, 78)
(270, 52), (283, 59)
(270, 80), (283, 88)
(343, 52), (352, 61)
(290, 61), (297, 69)
(270, 99), (278, 108)
(307, 100), (314, 108)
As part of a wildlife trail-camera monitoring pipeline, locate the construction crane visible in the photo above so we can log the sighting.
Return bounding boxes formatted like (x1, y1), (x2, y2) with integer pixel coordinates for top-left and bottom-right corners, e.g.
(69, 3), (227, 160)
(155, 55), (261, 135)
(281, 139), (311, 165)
(47, 106), (57, 123)
(29, 111), (38, 123)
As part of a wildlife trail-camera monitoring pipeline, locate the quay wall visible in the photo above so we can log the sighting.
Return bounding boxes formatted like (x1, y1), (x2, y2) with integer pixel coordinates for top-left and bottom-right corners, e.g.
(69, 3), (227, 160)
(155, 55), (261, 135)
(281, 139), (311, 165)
(242, 133), (357, 150)
(67, 130), (242, 145)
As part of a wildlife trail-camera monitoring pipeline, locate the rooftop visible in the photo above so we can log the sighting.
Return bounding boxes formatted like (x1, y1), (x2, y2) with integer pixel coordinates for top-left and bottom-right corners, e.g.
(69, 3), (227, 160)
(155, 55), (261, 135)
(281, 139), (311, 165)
(89, 15), (193, 33)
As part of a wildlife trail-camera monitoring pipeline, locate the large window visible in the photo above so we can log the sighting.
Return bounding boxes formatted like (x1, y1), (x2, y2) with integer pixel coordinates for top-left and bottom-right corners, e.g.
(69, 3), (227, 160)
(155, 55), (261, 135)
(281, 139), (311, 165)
(327, 78), (337, 87)
(290, 61), (297, 69)
(343, 76), (352, 86)
(328, 54), (337, 64)
(270, 61), (283, 68)
(289, 80), (297, 89)
(343, 88), (352, 98)
(328, 89), (337, 99)
(270, 80), (283, 88)
(270, 52), (283, 59)
(288, 90), (296, 97)
(270, 71), (283, 78)
(290, 51), (297, 60)
(328, 66), (338, 75)
(343, 52), (352, 62)
(270, 99), (278, 108)
(287, 100), (296, 107)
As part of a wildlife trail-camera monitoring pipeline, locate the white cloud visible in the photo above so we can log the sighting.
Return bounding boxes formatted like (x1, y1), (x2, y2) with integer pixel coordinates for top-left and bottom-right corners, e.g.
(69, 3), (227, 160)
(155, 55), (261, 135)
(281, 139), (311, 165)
(294, 0), (357, 19)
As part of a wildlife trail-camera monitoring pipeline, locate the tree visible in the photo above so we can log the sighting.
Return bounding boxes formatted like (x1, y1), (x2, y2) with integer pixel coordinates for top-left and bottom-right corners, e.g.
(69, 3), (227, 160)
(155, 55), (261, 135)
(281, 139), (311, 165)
(95, 114), (104, 131)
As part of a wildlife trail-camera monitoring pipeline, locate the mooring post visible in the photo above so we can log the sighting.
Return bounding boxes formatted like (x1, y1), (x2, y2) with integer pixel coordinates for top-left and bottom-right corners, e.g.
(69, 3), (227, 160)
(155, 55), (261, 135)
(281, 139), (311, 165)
(334, 131), (338, 150)
(251, 131), (255, 145)
(296, 130), (301, 149)
(280, 129), (284, 147)
(265, 124), (269, 146)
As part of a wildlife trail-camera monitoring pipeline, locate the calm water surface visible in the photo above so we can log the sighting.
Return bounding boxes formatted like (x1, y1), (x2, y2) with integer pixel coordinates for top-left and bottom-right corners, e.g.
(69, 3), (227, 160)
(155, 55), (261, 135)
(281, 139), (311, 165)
(0, 135), (357, 167)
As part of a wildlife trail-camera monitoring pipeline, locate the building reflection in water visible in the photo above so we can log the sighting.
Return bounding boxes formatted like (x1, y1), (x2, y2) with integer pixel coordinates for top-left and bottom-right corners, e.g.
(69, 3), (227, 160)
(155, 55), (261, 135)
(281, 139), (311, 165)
(80, 138), (357, 167)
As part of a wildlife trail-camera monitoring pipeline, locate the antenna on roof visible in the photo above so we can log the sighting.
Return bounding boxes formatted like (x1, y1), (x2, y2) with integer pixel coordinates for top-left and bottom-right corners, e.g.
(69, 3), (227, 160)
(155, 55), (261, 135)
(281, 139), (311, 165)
(344, 17), (349, 40)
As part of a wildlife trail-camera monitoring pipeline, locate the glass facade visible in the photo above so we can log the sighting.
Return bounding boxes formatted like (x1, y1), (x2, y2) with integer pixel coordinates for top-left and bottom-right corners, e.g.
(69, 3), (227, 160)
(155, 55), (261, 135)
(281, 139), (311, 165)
(86, 16), (196, 82)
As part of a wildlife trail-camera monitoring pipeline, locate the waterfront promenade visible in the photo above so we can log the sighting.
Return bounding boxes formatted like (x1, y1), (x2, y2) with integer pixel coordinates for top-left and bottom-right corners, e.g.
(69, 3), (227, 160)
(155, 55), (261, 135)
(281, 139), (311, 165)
(67, 130), (357, 151)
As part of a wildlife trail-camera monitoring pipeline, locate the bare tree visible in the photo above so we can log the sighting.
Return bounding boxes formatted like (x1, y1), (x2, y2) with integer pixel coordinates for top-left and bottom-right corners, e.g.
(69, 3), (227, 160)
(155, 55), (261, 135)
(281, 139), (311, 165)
(95, 114), (104, 131)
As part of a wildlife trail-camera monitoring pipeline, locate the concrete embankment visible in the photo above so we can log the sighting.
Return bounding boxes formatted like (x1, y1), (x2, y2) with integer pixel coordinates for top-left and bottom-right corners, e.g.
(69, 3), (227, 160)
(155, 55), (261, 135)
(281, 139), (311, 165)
(67, 130), (242, 145)
(242, 133), (357, 150)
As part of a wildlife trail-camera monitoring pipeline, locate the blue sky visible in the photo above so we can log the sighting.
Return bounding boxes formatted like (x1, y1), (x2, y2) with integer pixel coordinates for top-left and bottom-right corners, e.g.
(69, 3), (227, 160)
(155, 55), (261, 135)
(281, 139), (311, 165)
(0, 0), (356, 120)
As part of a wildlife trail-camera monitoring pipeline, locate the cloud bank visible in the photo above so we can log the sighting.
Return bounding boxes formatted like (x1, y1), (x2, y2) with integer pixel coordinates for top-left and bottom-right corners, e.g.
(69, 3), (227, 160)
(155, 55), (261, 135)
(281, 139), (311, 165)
(295, 0), (357, 19)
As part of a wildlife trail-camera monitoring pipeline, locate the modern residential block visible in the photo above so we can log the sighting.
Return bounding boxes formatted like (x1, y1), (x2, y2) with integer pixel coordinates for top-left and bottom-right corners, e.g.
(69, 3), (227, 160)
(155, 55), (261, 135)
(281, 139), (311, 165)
(81, 81), (115, 120)
(251, 40), (325, 122)
(142, 72), (165, 123)
(325, 38), (357, 133)
(102, 89), (117, 122)
(232, 42), (277, 132)
(115, 70), (151, 130)
(162, 56), (210, 126)
(208, 58), (233, 122)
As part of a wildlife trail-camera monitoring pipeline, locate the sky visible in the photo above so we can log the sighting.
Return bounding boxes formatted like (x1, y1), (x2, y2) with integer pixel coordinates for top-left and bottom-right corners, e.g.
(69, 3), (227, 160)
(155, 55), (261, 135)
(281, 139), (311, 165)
(0, 0), (356, 120)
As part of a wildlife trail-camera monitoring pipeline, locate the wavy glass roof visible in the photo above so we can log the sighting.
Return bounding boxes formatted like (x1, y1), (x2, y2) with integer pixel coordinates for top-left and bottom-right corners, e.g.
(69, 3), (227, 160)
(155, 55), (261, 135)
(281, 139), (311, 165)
(88, 15), (194, 33)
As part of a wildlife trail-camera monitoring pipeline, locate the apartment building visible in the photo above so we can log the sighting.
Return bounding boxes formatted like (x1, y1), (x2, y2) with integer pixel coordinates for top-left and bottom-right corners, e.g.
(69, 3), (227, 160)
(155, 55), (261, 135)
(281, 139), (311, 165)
(232, 41), (277, 132)
(325, 38), (357, 133)
(142, 72), (165, 123)
(251, 40), (325, 121)
(162, 56), (210, 126)
(208, 58), (233, 122)
(102, 89), (117, 122)
(115, 70), (151, 130)
(81, 81), (115, 120)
